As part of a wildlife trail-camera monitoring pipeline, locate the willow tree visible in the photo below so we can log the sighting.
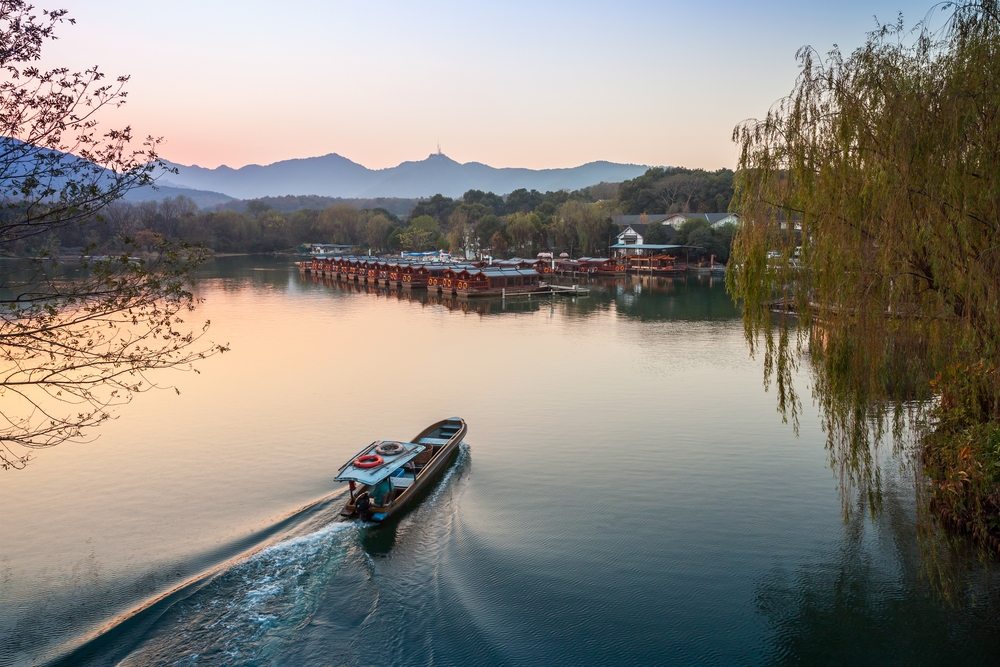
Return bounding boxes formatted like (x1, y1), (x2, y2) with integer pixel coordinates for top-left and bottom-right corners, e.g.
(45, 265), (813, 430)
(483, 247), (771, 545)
(728, 2), (1000, 520)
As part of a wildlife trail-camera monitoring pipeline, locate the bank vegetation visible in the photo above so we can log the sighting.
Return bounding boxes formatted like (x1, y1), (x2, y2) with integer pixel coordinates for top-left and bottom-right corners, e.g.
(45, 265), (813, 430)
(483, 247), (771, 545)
(728, 1), (1000, 547)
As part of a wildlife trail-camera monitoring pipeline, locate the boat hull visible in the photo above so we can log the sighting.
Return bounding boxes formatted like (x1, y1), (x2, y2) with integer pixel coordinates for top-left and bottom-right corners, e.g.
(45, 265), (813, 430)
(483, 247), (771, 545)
(339, 418), (467, 522)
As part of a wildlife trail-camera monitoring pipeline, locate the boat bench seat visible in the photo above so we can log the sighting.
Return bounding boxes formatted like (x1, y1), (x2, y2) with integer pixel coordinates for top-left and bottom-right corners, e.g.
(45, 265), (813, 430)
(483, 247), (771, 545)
(391, 476), (414, 488)
(419, 437), (450, 445)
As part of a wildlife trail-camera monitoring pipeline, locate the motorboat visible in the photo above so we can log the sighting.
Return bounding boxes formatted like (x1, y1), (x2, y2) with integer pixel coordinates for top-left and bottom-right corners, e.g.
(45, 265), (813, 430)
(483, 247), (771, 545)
(336, 417), (467, 522)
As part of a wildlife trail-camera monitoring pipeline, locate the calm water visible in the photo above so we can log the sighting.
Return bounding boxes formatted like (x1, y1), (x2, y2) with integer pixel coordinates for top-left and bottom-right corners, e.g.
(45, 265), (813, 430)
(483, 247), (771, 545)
(2, 256), (999, 666)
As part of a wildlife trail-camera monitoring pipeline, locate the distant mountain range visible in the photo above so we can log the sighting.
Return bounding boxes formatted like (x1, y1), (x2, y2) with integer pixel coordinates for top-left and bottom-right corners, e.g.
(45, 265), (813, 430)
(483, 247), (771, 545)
(0, 137), (238, 209)
(121, 183), (236, 209)
(159, 153), (655, 201)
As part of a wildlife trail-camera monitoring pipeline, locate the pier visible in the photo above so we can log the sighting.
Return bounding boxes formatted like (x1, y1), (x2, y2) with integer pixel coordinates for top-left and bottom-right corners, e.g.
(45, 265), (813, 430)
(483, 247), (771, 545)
(297, 256), (589, 298)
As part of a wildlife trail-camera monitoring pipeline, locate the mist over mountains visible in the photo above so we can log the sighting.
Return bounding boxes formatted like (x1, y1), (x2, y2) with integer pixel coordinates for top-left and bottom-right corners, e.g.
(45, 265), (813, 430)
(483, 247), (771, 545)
(160, 152), (654, 200)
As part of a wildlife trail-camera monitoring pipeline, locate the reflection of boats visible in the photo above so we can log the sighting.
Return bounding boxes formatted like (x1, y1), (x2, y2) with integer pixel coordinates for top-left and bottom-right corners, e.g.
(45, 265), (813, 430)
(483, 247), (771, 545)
(628, 254), (686, 275)
(337, 418), (468, 522)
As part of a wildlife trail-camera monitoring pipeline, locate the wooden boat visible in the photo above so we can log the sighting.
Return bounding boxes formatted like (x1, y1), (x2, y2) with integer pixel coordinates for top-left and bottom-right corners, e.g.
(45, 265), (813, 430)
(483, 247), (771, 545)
(336, 417), (468, 522)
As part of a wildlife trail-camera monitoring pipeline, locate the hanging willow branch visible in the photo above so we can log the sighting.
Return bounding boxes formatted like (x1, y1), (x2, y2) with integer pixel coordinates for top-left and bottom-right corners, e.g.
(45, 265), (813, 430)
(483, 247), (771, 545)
(728, 1), (1000, 514)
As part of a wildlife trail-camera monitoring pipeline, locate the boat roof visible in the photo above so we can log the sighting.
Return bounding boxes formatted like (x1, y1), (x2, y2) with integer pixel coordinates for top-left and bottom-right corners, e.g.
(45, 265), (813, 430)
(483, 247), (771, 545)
(335, 441), (426, 485)
(477, 268), (539, 277)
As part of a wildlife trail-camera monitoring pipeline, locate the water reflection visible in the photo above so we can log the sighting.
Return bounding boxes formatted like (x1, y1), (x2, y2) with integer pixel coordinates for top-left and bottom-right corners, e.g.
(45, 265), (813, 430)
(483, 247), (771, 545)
(314, 275), (546, 316)
(296, 263), (738, 322)
(755, 464), (1000, 664)
(359, 447), (466, 558)
(7, 255), (998, 666)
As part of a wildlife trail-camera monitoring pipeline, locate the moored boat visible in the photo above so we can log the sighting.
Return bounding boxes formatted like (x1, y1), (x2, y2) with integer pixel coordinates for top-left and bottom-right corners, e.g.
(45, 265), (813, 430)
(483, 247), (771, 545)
(336, 417), (468, 522)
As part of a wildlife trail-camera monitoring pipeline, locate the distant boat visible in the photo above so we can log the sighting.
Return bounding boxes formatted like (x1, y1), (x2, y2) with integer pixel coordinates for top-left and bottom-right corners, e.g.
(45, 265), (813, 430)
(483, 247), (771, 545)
(336, 418), (468, 522)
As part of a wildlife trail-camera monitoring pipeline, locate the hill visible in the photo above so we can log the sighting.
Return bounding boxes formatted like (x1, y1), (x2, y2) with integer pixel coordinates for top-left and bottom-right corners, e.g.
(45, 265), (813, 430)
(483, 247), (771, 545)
(161, 153), (654, 200)
(121, 183), (235, 208)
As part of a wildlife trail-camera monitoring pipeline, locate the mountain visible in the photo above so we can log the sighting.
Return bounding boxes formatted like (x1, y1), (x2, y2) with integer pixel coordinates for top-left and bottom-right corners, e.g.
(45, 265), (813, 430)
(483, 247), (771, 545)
(161, 153), (654, 200)
(122, 183), (235, 208)
(0, 137), (237, 209)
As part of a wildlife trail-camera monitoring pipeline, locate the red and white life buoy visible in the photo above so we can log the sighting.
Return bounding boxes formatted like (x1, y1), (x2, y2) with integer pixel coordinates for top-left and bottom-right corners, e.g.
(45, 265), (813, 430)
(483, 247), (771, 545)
(354, 454), (383, 469)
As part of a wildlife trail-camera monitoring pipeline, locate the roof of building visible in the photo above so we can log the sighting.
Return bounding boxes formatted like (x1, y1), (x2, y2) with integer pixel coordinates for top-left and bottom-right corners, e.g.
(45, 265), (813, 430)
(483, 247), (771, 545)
(664, 213), (738, 225)
(618, 223), (649, 236)
(612, 214), (670, 226)
(611, 243), (703, 250)
(478, 268), (540, 277)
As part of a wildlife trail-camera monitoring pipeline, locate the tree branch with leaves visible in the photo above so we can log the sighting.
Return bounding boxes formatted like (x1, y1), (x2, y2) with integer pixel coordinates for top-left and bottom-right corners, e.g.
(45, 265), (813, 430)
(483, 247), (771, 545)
(0, 2), (226, 469)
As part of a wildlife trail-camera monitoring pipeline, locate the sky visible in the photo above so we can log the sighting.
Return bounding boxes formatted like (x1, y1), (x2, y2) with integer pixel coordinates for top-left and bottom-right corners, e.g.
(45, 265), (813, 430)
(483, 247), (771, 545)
(41, 0), (948, 172)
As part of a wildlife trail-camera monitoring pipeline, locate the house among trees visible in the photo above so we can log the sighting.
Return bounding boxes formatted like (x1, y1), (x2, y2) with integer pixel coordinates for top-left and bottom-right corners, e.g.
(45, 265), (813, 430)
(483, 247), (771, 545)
(612, 214), (679, 255)
(616, 223), (648, 248)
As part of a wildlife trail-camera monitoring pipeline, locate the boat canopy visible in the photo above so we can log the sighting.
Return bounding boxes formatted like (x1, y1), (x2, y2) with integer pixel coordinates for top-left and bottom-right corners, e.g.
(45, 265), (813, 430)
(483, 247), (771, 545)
(335, 441), (426, 485)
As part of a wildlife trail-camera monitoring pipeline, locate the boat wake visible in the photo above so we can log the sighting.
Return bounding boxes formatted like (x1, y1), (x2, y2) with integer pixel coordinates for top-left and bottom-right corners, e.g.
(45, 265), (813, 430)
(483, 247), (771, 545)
(117, 520), (362, 666)
(43, 443), (474, 667)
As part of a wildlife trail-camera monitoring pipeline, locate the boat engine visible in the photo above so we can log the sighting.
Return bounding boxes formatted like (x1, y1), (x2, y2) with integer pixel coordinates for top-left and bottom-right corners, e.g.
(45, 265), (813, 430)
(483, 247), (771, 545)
(354, 491), (373, 521)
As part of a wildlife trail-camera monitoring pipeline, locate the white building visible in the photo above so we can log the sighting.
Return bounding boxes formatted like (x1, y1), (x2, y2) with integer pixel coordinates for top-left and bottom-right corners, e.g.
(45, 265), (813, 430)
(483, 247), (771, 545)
(663, 213), (739, 228)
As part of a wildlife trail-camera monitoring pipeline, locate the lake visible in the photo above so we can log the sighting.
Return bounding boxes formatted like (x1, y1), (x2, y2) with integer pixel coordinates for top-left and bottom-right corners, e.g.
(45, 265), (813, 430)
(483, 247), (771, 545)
(2, 255), (999, 666)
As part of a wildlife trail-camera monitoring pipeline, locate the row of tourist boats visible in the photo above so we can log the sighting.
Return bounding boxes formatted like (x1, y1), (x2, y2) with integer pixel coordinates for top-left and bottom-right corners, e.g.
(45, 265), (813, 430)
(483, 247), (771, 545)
(299, 253), (716, 297)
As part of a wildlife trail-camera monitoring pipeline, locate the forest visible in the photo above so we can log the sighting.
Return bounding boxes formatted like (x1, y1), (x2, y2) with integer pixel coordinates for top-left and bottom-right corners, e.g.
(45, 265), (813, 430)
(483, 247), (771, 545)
(11, 170), (735, 261)
(616, 167), (734, 215)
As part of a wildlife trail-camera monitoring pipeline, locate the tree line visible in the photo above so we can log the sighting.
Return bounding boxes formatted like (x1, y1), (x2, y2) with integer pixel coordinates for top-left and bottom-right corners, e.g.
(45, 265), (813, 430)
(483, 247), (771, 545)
(616, 167), (735, 215)
(21, 171), (741, 261)
(23, 185), (625, 258)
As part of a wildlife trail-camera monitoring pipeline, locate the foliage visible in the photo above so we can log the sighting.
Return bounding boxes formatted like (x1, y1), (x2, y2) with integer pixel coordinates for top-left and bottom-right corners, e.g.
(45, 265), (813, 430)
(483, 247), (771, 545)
(923, 415), (1000, 541)
(503, 188), (544, 214)
(0, 2), (227, 469)
(644, 220), (670, 245)
(460, 189), (505, 215)
(213, 195), (415, 219)
(397, 227), (434, 252)
(451, 201), (492, 224)
(408, 214), (439, 233)
(617, 167), (734, 215)
(728, 1), (1000, 519)
(408, 194), (455, 224)
(672, 218), (711, 245)
(245, 199), (273, 218)
(39, 183), (622, 261)
(476, 214), (504, 252)
(589, 182), (620, 201)
(560, 200), (612, 256)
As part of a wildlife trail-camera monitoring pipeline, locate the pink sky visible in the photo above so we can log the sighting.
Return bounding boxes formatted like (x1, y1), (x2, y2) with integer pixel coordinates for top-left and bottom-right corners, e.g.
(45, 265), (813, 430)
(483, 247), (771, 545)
(41, 0), (945, 171)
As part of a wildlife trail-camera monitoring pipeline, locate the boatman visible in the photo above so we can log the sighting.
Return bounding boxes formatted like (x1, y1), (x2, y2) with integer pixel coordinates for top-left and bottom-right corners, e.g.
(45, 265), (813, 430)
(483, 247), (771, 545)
(369, 476), (393, 506)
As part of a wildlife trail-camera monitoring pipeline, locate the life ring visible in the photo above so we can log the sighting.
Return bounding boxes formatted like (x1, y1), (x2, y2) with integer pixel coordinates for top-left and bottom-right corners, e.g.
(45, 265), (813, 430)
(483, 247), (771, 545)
(354, 454), (383, 468)
(375, 442), (405, 456)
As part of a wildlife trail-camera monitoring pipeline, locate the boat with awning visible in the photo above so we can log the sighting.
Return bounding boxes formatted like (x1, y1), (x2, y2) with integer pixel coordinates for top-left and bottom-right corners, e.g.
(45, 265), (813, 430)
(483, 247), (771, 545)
(336, 417), (468, 522)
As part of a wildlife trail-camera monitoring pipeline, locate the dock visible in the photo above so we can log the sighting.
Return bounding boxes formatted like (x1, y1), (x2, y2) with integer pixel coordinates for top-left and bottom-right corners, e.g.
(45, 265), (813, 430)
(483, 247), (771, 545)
(297, 258), (589, 299)
(295, 253), (725, 295)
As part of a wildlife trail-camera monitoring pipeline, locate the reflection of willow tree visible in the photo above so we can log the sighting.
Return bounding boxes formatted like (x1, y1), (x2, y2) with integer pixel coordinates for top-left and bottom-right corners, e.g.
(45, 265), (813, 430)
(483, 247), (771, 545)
(728, 3), (1000, 520)
(0, 3), (226, 469)
(755, 465), (1000, 662)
